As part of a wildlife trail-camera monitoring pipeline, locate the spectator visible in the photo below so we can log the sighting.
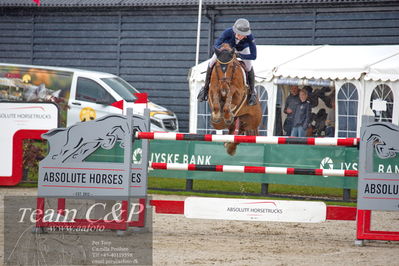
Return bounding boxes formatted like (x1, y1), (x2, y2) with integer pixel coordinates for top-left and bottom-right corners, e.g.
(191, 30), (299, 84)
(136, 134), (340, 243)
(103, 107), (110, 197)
(283, 85), (300, 136)
(291, 89), (311, 137)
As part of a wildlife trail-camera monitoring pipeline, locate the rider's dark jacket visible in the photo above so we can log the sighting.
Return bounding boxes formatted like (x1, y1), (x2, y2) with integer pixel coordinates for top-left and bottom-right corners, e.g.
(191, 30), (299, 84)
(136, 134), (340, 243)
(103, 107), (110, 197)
(214, 27), (257, 60)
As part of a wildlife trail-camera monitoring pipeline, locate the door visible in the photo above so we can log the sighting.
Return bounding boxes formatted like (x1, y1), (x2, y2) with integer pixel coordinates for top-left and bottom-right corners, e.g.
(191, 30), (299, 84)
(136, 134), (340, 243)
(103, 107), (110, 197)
(67, 77), (119, 126)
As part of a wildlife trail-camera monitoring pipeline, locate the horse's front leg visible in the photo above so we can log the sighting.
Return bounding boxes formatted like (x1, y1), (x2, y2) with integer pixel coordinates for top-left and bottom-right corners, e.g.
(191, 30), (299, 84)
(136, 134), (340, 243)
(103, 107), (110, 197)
(223, 86), (234, 126)
(225, 118), (238, 156)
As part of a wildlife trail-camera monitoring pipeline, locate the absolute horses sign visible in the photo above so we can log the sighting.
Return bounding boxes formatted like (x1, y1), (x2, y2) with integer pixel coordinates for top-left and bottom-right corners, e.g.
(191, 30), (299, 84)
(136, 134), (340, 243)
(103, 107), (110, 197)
(358, 116), (399, 211)
(38, 109), (150, 198)
(42, 115), (131, 164)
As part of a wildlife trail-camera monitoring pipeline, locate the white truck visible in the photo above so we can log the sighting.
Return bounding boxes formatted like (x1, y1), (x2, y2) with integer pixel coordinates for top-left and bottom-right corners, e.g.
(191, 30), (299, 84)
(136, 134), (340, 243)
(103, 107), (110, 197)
(0, 63), (179, 131)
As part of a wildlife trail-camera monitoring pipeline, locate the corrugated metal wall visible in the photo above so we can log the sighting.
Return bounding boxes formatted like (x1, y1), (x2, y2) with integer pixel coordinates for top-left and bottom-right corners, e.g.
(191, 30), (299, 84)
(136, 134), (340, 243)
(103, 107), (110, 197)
(0, 5), (398, 132)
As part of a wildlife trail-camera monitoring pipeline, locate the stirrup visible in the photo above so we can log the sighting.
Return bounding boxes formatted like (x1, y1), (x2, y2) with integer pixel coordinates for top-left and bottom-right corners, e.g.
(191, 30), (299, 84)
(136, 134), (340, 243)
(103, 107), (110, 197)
(247, 92), (257, 106)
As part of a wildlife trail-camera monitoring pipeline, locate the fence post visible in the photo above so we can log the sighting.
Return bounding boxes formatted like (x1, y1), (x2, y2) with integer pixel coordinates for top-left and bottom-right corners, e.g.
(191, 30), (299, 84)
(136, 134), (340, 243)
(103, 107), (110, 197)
(343, 188), (351, 201)
(261, 183), (269, 195)
(186, 179), (194, 191)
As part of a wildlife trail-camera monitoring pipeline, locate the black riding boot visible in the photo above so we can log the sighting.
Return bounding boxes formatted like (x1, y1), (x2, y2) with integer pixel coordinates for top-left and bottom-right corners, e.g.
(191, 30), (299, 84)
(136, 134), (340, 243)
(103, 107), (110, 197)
(197, 66), (212, 102)
(247, 67), (257, 106)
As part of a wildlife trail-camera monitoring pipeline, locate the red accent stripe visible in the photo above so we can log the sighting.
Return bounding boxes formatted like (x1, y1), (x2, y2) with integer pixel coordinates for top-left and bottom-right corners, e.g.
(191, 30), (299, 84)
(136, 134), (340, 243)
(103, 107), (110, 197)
(326, 206), (357, 220)
(286, 168), (295, 174)
(244, 166), (265, 173)
(134, 93), (148, 103)
(315, 169), (324, 175)
(363, 197), (399, 200)
(9, 106), (45, 111)
(176, 133), (184, 140)
(277, 137), (287, 144)
(204, 134), (212, 141)
(151, 163), (167, 170)
(41, 185), (124, 189)
(2, 130), (48, 186)
(138, 132), (154, 139)
(188, 164), (196, 171)
(150, 200), (185, 214)
(234, 135), (256, 143)
(110, 100), (124, 110)
(337, 138), (359, 146)
(216, 165), (224, 172)
(43, 166), (124, 171)
(307, 138), (316, 145)
(345, 170), (359, 177)
(364, 178), (399, 181)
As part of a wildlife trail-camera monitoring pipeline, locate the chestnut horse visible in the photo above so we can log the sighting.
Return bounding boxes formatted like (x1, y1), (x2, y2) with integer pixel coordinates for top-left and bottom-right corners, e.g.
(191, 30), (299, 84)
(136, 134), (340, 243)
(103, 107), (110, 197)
(208, 43), (262, 155)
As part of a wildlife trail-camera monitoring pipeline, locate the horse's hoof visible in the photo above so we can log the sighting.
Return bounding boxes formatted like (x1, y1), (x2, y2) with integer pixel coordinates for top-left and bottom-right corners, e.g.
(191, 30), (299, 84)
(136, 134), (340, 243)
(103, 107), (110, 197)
(226, 144), (237, 156)
(227, 148), (236, 156)
(224, 119), (233, 126)
(211, 117), (222, 124)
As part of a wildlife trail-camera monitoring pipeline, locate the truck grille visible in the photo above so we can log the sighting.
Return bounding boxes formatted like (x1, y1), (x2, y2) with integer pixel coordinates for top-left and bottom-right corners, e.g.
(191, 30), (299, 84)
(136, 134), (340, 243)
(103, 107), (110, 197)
(163, 118), (178, 131)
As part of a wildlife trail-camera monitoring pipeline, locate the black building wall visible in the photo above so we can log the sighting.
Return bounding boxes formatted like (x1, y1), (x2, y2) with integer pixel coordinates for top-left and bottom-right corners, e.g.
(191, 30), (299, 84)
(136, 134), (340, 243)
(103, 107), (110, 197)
(1, 3), (398, 132)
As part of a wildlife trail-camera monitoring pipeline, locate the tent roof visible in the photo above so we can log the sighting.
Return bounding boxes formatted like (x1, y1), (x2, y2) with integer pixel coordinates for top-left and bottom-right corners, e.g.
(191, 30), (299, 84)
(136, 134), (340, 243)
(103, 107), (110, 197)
(274, 45), (399, 81)
(365, 53), (399, 82)
(253, 45), (322, 81)
(190, 45), (399, 83)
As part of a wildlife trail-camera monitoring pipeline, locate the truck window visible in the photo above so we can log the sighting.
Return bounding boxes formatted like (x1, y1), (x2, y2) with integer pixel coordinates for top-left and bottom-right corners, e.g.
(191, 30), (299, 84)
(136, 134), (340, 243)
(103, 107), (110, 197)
(76, 77), (115, 104)
(101, 77), (137, 102)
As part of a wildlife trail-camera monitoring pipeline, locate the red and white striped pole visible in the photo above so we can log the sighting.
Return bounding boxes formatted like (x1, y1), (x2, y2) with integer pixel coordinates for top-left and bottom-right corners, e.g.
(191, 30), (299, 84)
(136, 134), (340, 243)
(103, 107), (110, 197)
(136, 132), (359, 147)
(150, 162), (358, 177)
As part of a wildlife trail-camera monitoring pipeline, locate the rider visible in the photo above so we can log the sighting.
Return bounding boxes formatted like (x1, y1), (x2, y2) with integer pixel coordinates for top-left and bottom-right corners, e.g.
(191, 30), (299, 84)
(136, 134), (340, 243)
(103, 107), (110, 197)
(197, 18), (257, 106)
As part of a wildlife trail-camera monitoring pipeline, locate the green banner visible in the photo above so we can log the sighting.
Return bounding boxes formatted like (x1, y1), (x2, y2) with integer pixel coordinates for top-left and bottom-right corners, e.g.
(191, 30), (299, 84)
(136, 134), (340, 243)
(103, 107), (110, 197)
(373, 154), (399, 174)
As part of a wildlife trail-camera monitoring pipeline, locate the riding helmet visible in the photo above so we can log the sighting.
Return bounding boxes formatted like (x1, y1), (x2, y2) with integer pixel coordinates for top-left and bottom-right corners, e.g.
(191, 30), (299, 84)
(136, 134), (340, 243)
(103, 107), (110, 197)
(233, 18), (251, 36)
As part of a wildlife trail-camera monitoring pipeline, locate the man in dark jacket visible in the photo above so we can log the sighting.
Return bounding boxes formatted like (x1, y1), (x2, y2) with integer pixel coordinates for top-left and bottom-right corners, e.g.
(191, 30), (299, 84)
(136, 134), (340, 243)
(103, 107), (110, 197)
(197, 18), (257, 106)
(283, 86), (300, 136)
(291, 89), (311, 137)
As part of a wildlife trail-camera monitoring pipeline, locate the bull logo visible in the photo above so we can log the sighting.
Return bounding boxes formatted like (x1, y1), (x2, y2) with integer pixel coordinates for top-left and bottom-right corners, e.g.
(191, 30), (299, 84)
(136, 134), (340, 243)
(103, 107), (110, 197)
(362, 123), (399, 159)
(42, 115), (130, 163)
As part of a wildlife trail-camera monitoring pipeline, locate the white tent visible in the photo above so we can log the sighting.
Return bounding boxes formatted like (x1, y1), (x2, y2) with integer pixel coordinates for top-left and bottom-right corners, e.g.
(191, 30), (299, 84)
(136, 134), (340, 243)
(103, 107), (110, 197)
(365, 53), (399, 82)
(273, 45), (399, 80)
(189, 45), (399, 134)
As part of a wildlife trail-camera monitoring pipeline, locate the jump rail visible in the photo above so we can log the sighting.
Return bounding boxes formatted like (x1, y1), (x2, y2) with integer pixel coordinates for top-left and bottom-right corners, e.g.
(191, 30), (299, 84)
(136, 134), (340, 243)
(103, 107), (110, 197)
(135, 132), (359, 147)
(150, 162), (359, 177)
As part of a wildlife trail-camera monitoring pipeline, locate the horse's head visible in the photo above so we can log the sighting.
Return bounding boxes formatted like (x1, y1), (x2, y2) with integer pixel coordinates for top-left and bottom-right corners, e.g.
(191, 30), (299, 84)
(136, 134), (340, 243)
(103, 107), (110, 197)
(215, 43), (236, 64)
